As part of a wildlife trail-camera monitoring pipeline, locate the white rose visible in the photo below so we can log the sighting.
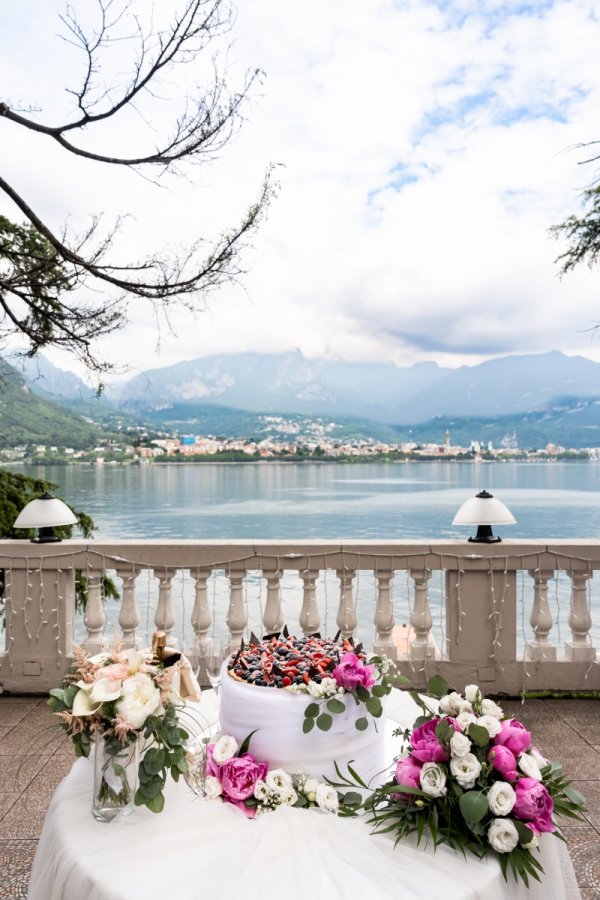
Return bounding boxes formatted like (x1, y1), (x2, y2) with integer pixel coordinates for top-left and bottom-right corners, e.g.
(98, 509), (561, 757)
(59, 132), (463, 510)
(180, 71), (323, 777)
(449, 753), (481, 789)
(476, 715), (502, 738)
(115, 672), (163, 729)
(481, 698), (504, 719)
(266, 769), (293, 793)
(449, 731), (471, 758)
(253, 779), (270, 801)
(204, 776), (223, 799)
(439, 692), (471, 716)
(518, 752), (543, 782)
(279, 788), (298, 806)
(420, 763), (447, 798)
(212, 734), (239, 764)
(529, 746), (548, 769)
(487, 818), (519, 853)
(316, 783), (339, 812)
(464, 684), (481, 704)
(456, 711), (477, 730)
(487, 781), (516, 816)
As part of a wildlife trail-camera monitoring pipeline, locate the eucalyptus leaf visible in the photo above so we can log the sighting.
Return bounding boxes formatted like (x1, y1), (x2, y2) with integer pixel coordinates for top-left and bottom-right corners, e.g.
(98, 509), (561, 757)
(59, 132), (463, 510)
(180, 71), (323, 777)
(467, 724), (491, 747)
(304, 703), (320, 718)
(302, 717), (315, 734)
(459, 791), (488, 823)
(427, 674), (449, 698)
(326, 698), (346, 715)
(316, 713), (333, 731)
(366, 696), (383, 717)
(355, 717), (369, 731)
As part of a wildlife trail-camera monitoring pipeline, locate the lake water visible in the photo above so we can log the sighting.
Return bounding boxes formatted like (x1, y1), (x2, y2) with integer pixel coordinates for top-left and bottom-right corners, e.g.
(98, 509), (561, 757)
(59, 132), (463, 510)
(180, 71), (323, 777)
(8, 460), (600, 652)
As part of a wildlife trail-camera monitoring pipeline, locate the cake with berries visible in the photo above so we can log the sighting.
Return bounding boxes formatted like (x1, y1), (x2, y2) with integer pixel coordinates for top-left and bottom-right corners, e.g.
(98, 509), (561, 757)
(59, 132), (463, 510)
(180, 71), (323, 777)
(219, 633), (388, 784)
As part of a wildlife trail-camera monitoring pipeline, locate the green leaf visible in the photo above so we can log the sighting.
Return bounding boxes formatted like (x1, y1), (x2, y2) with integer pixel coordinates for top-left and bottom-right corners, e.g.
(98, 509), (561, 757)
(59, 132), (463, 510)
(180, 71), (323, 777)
(238, 730), (259, 757)
(302, 717), (315, 734)
(142, 748), (166, 776)
(145, 792), (166, 814)
(564, 786), (587, 809)
(346, 763), (368, 788)
(371, 684), (387, 698)
(467, 724), (490, 747)
(342, 791), (363, 808)
(427, 675), (449, 699)
(326, 698), (346, 715)
(49, 688), (65, 703)
(435, 719), (455, 744)
(355, 685), (370, 703)
(355, 717), (369, 731)
(366, 696), (383, 717)
(304, 703), (320, 718)
(513, 820), (535, 844)
(316, 713), (333, 731)
(459, 791), (488, 823)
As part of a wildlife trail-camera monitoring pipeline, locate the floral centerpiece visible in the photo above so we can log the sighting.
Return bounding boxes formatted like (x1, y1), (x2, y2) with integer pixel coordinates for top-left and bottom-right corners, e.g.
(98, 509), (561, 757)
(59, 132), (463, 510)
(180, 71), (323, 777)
(185, 731), (358, 818)
(335, 675), (586, 886)
(49, 645), (189, 819)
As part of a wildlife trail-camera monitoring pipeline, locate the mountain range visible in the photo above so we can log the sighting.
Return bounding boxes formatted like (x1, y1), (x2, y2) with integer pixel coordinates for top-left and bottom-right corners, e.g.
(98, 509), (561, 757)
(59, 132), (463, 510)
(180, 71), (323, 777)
(6, 349), (600, 448)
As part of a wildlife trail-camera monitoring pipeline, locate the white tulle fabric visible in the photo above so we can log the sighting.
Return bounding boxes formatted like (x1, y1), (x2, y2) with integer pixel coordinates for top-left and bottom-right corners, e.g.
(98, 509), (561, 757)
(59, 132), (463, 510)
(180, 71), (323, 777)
(27, 690), (581, 900)
(219, 661), (389, 784)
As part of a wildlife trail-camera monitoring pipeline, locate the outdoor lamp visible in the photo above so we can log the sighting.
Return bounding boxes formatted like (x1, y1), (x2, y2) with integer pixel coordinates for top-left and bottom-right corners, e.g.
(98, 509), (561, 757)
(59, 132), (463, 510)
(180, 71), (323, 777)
(13, 492), (78, 543)
(452, 489), (516, 543)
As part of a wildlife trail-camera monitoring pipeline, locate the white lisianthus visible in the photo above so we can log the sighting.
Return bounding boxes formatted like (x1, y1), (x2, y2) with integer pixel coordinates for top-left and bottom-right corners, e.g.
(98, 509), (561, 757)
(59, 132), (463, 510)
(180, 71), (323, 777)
(464, 684), (481, 704)
(316, 783), (339, 812)
(302, 777), (319, 802)
(420, 763), (447, 798)
(449, 731), (472, 758)
(449, 754), (481, 789)
(253, 780), (271, 801)
(212, 734), (239, 764)
(204, 776), (223, 799)
(279, 787), (298, 806)
(487, 818), (519, 853)
(115, 672), (163, 729)
(487, 781), (516, 816)
(529, 746), (548, 769)
(481, 698), (504, 719)
(266, 769), (293, 793)
(518, 752), (543, 782)
(456, 711), (477, 730)
(439, 692), (471, 716)
(476, 715), (502, 738)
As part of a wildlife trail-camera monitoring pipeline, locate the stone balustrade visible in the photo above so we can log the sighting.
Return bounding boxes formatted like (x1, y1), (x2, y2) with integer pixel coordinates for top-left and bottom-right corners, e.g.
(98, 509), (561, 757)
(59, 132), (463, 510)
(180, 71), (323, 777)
(0, 539), (598, 694)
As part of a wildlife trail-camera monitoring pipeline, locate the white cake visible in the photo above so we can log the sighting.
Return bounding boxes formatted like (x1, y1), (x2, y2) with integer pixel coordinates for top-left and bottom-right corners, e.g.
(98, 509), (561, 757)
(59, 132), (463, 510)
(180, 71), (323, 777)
(219, 651), (388, 786)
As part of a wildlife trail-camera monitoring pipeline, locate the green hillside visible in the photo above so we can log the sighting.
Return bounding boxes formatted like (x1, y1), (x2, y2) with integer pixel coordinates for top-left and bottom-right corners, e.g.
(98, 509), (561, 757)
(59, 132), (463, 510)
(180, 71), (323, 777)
(0, 359), (109, 448)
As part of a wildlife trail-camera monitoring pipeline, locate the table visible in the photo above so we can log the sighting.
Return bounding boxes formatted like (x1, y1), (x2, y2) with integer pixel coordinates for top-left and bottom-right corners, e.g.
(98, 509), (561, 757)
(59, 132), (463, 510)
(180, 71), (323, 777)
(27, 691), (581, 900)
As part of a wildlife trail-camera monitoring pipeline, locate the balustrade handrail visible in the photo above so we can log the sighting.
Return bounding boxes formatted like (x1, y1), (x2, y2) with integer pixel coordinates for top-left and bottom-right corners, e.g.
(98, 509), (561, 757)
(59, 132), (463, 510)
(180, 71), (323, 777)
(1, 539), (599, 695)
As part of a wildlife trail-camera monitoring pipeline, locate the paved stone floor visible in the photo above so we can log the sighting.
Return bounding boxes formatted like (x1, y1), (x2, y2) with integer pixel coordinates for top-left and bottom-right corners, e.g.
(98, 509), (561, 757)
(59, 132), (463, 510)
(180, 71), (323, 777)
(0, 695), (599, 898)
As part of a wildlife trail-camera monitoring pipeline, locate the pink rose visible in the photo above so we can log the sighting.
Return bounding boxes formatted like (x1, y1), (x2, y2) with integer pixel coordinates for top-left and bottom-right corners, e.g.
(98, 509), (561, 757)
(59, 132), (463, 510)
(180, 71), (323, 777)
(513, 777), (555, 833)
(411, 718), (453, 763)
(494, 719), (532, 757)
(218, 753), (268, 802)
(394, 756), (422, 801)
(487, 745), (519, 782)
(332, 652), (376, 691)
(96, 663), (129, 682)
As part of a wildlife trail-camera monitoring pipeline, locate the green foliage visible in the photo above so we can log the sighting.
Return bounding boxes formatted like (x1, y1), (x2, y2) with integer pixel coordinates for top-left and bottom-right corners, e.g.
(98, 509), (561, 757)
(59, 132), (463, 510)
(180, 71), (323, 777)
(551, 183), (600, 274)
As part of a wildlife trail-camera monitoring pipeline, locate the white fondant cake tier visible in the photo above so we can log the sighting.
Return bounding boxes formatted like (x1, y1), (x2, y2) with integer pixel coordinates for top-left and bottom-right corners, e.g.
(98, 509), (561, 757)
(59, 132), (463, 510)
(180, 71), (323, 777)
(219, 660), (388, 785)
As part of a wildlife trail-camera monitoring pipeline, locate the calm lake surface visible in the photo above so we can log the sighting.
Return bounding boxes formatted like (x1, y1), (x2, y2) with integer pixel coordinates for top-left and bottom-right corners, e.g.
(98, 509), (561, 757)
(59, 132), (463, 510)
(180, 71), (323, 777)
(14, 459), (600, 540)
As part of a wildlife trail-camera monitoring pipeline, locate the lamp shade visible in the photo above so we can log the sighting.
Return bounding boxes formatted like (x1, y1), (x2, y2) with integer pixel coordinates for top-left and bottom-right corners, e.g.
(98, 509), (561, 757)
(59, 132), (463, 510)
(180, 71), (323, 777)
(14, 492), (77, 529)
(452, 490), (515, 543)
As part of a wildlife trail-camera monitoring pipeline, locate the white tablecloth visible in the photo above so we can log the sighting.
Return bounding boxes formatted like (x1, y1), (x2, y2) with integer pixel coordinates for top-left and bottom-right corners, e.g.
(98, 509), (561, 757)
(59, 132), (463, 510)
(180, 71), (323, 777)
(27, 691), (581, 900)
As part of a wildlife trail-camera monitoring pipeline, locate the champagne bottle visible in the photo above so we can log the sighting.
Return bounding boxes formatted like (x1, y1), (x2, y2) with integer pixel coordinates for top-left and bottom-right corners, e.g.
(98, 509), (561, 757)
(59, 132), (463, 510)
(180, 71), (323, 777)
(151, 630), (167, 664)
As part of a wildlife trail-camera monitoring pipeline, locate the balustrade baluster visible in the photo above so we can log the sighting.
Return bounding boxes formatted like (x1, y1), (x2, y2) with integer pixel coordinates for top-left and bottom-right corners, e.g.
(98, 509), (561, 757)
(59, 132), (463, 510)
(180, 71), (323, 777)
(226, 570), (247, 652)
(336, 568), (357, 639)
(84, 569), (105, 654)
(191, 569), (211, 654)
(300, 570), (320, 635)
(565, 571), (596, 661)
(409, 568), (434, 660)
(374, 570), (397, 660)
(263, 570), (283, 634)
(155, 569), (176, 643)
(525, 569), (556, 662)
(117, 567), (139, 648)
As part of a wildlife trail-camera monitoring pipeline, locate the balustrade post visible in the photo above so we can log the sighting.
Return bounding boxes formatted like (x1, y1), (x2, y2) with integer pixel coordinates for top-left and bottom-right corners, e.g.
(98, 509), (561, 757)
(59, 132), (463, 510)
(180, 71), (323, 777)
(300, 570), (320, 636)
(226, 570), (247, 652)
(154, 569), (176, 644)
(336, 568), (357, 639)
(525, 569), (557, 662)
(263, 570), (283, 634)
(374, 570), (397, 660)
(565, 571), (595, 661)
(409, 568), (434, 660)
(117, 567), (139, 648)
(84, 569), (106, 654)
(191, 569), (211, 655)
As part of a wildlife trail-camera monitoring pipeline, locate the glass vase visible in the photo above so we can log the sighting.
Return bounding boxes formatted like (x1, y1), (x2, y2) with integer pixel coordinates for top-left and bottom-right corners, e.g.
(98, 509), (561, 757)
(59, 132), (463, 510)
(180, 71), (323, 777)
(92, 735), (139, 822)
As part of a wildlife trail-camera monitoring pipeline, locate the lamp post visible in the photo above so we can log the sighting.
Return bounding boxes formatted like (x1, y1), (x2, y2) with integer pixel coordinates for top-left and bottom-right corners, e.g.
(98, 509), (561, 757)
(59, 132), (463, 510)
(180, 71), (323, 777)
(13, 491), (78, 543)
(452, 489), (515, 543)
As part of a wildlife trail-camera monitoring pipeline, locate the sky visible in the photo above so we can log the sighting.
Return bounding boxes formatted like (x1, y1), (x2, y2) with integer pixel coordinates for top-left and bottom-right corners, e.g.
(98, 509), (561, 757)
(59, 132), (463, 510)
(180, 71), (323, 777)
(1, 0), (600, 383)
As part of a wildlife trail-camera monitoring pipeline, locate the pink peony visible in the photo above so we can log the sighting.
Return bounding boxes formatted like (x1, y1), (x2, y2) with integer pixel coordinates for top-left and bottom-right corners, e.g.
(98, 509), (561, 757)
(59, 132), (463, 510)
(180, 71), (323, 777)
(332, 652), (376, 691)
(394, 756), (422, 801)
(96, 663), (129, 682)
(218, 753), (268, 803)
(205, 744), (220, 778)
(493, 719), (532, 757)
(410, 718), (455, 763)
(513, 777), (555, 833)
(487, 745), (519, 782)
